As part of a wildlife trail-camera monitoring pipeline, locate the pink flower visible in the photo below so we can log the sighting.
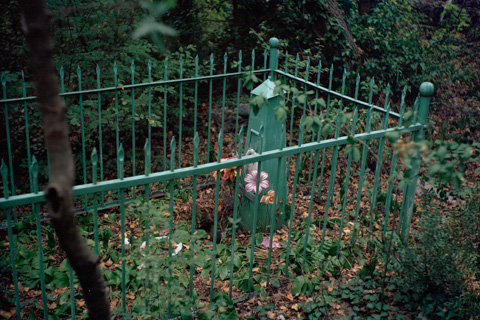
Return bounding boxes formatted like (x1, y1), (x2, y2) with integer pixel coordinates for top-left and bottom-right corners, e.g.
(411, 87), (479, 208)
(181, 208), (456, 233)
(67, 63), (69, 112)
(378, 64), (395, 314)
(244, 170), (269, 194)
(261, 237), (280, 249)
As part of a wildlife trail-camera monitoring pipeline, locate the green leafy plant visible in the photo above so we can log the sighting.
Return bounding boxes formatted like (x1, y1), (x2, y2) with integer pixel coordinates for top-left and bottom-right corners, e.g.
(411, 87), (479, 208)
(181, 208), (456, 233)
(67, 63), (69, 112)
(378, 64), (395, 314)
(394, 192), (480, 319)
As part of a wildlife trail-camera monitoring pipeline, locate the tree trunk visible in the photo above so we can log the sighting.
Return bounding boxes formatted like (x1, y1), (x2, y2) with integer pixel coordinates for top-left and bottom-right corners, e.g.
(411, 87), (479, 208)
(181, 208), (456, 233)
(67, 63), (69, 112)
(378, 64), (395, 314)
(20, 1), (111, 319)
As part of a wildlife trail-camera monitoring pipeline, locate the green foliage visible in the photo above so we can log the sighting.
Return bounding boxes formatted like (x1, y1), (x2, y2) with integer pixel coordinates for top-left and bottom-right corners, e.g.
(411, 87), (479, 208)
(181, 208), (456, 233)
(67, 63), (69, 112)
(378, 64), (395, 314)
(347, 0), (474, 99)
(301, 276), (402, 319)
(422, 139), (475, 190)
(440, 2), (471, 33)
(245, 303), (275, 320)
(198, 293), (238, 320)
(395, 192), (480, 319)
(292, 275), (313, 296)
(133, 0), (178, 51)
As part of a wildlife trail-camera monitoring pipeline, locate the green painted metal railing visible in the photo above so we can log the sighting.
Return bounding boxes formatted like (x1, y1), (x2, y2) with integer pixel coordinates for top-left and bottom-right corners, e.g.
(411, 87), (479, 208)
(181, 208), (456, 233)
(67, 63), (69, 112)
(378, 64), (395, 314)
(0, 37), (432, 319)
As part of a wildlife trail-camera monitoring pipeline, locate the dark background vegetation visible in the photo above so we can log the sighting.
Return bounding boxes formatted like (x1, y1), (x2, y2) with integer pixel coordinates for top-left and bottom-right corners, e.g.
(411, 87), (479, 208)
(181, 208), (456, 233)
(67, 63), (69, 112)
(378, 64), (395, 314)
(1, 0), (480, 318)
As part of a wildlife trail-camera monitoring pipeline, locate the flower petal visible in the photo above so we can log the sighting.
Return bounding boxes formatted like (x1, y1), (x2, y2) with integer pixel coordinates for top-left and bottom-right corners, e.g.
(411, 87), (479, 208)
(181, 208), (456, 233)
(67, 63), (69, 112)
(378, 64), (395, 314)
(244, 170), (257, 184)
(260, 237), (280, 249)
(259, 171), (269, 181)
(258, 181), (269, 193)
(245, 183), (256, 193)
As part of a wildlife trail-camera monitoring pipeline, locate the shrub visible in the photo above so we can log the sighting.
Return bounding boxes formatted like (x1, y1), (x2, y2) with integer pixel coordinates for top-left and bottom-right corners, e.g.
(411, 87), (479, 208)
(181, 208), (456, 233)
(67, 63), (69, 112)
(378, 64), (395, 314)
(396, 191), (480, 318)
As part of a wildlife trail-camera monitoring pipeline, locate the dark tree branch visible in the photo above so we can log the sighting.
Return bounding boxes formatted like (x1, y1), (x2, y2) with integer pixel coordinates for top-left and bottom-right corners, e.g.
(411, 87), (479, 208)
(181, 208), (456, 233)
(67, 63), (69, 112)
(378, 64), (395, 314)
(20, 1), (110, 319)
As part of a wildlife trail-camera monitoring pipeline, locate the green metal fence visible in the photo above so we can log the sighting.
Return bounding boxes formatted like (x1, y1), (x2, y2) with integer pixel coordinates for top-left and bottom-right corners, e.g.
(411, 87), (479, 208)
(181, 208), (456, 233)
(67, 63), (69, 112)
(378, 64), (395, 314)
(0, 37), (432, 319)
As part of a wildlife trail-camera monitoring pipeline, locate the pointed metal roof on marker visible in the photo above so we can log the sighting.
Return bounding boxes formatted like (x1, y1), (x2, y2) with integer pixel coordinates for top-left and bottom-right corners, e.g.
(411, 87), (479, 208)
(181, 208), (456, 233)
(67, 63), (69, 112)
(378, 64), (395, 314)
(251, 77), (279, 99)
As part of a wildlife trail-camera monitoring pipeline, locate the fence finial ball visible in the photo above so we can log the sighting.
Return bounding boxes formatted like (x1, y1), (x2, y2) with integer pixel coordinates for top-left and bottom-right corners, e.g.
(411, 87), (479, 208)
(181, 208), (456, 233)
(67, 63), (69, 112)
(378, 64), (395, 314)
(269, 37), (279, 48)
(419, 82), (434, 97)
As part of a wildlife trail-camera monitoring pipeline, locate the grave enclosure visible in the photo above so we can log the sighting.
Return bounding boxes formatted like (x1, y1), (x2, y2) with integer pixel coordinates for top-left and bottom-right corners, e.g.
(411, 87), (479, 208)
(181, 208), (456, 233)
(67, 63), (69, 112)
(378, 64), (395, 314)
(0, 38), (433, 319)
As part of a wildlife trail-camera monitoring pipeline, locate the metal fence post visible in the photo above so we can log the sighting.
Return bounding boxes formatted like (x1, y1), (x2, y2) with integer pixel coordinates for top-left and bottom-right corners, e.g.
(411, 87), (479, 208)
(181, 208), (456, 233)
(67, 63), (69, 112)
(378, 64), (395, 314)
(401, 82), (434, 241)
(268, 37), (279, 80)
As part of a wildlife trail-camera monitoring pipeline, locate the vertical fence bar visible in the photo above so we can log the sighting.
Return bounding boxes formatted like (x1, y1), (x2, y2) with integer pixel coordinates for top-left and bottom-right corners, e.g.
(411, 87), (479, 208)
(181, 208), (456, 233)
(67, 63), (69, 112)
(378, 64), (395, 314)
(326, 65), (334, 115)
(168, 137), (176, 317)
(131, 61), (136, 180)
(189, 133), (199, 299)
(89, 148), (100, 318)
(336, 108), (358, 256)
(96, 65), (105, 206)
(313, 65), (334, 212)
(221, 53), (228, 139)
(401, 82), (434, 240)
(398, 96), (419, 234)
(263, 48), (268, 80)
(22, 71), (33, 192)
(302, 58), (314, 190)
(68, 259), (75, 319)
(1, 74), (16, 210)
(285, 123), (305, 279)
(143, 138), (151, 311)
(383, 88), (407, 236)
(31, 156), (48, 319)
(117, 144), (126, 317)
(194, 56), (199, 140)
(1, 160), (20, 320)
(301, 126), (322, 271)
(247, 49), (255, 148)
(210, 130), (223, 300)
(397, 183), (408, 236)
(207, 54), (214, 164)
(60, 68), (78, 319)
(286, 54), (300, 174)
(306, 60), (320, 189)
(320, 70), (346, 250)
(234, 50), (243, 153)
(368, 85), (391, 242)
(78, 67), (87, 190)
(91, 148), (99, 255)
(247, 125), (264, 292)
(284, 51), (289, 73)
(147, 61), (152, 168)
(229, 126), (244, 297)
(178, 57), (183, 168)
(288, 54), (300, 153)
(412, 96), (420, 124)
(266, 124), (285, 287)
(398, 94), (421, 234)
(351, 78), (375, 245)
(163, 58), (168, 171)
(114, 62), (120, 151)
(302, 58), (310, 117)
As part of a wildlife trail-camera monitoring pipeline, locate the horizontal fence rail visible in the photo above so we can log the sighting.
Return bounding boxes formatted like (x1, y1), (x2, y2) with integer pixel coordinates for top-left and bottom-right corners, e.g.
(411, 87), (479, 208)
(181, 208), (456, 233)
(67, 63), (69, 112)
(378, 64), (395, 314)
(0, 37), (432, 319)
(0, 124), (423, 210)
